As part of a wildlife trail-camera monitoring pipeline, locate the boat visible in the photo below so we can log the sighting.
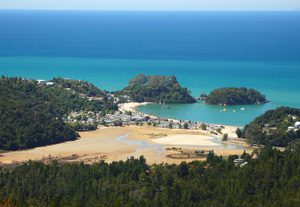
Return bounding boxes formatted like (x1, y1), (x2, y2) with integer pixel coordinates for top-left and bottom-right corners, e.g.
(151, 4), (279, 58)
(161, 105), (170, 109)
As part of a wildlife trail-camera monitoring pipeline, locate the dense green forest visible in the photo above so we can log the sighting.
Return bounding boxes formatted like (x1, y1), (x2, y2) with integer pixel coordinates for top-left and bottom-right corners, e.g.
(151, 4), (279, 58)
(118, 74), (196, 103)
(51, 77), (105, 97)
(205, 87), (267, 105)
(0, 77), (117, 150)
(242, 107), (300, 147)
(0, 146), (299, 207)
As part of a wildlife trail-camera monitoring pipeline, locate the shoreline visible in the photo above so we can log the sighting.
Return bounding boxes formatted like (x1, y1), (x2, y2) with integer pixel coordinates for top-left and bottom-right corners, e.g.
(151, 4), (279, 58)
(119, 102), (163, 120)
(118, 102), (251, 150)
(0, 102), (254, 165)
(119, 101), (241, 129)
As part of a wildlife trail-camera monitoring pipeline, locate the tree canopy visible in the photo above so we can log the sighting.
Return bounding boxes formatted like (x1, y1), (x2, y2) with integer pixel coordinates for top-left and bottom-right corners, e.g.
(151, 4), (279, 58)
(0, 147), (299, 206)
(242, 107), (300, 147)
(0, 77), (117, 150)
(118, 74), (196, 104)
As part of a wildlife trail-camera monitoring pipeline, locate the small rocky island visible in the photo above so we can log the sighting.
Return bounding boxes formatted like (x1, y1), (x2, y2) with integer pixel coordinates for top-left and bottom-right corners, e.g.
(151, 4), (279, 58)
(203, 87), (268, 106)
(119, 74), (196, 104)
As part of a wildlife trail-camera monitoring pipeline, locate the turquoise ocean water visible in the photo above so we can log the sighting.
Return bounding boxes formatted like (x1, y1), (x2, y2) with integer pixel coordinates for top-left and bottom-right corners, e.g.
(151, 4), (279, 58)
(0, 11), (299, 125)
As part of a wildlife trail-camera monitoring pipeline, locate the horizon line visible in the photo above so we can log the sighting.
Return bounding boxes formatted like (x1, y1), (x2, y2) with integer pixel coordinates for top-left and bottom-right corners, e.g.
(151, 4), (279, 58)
(0, 8), (299, 12)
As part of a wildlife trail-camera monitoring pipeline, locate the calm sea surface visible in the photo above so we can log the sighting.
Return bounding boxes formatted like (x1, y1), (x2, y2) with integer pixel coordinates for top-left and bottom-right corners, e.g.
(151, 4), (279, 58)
(0, 11), (299, 125)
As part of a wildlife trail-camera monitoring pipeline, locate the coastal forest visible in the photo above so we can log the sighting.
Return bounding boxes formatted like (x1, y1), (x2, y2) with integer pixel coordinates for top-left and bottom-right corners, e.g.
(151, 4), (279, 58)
(119, 74), (196, 103)
(242, 107), (300, 147)
(0, 76), (300, 207)
(0, 146), (299, 207)
(205, 87), (267, 106)
(0, 77), (117, 150)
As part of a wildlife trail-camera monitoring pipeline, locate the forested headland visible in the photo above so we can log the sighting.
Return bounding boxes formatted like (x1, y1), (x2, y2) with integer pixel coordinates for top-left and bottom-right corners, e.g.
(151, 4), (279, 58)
(242, 107), (300, 147)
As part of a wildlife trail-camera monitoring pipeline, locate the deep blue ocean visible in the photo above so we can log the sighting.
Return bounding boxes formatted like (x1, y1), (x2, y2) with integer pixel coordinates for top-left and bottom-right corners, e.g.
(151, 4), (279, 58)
(0, 10), (299, 125)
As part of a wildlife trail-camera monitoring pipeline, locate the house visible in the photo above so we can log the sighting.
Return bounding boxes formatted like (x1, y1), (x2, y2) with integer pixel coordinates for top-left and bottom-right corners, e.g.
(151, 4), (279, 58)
(240, 162), (248, 167)
(294, 121), (300, 128)
(45, 81), (54, 86)
(263, 126), (277, 135)
(288, 126), (295, 131)
(234, 158), (245, 167)
(269, 127), (277, 133)
(37, 79), (45, 84)
(252, 154), (258, 159)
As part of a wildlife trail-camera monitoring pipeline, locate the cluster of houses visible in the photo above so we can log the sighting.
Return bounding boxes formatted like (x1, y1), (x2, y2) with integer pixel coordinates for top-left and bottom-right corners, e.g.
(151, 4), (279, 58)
(99, 111), (146, 125)
(263, 114), (300, 135)
(100, 109), (224, 132)
(64, 107), (223, 133)
(64, 111), (98, 126)
(288, 121), (300, 132)
(263, 121), (300, 135)
(64, 110), (147, 127)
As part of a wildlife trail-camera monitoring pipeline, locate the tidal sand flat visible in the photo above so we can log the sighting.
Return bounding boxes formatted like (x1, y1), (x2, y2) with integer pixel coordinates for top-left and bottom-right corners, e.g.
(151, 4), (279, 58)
(152, 135), (219, 146)
(0, 126), (253, 165)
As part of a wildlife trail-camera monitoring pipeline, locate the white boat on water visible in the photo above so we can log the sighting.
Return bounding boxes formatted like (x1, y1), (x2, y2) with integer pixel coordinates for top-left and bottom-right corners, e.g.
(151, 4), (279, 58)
(161, 105), (170, 109)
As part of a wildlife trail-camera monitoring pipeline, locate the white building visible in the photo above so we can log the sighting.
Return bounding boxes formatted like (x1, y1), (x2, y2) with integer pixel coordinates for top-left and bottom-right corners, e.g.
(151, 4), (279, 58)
(295, 121), (300, 128)
(37, 79), (45, 84)
(288, 126), (295, 131)
(45, 81), (54, 86)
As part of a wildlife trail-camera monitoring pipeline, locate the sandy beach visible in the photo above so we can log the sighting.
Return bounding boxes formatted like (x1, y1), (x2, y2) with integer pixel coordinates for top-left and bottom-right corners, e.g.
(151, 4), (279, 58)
(119, 102), (151, 113)
(0, 125), (254, 165)
(119, 102), (161, 120)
